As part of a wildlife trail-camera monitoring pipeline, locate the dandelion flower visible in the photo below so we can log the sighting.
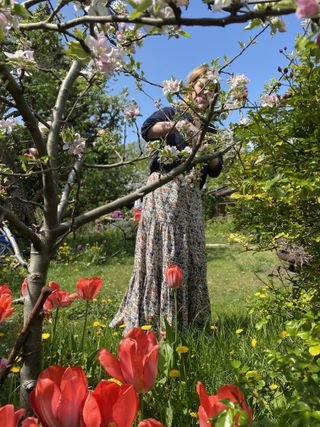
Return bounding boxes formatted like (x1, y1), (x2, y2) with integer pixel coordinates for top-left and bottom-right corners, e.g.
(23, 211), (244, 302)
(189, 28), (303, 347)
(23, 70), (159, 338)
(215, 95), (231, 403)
(251, 338), (257, 348)
(236, 328), (244, 334)
(141, 325), (152, 331)
(176, 345), (189, 354)
(41, 333), (50, 340)
(169, 369), (180, 378)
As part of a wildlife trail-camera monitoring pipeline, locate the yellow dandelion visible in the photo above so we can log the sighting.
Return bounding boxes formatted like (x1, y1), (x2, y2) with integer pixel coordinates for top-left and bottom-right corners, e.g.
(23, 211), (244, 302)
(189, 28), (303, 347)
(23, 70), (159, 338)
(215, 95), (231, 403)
(92, 321), (106, 328)
(229, 350), (235, 357)
(169, 369), (180, 378)
(0, 332), (5, 337)
(141, 325), (152, 331)
(10, 366), (21, 374)
(96, 330), (102, 336)
(101, 299), (107, 303)
(92, 298), (98, 302)
(190, 412), (199, 419)
(251, 338), (257, 348)
(279, 330), (288, 338)
(176, 346), (189, 354)
(119, 324), (126, 329)
(108, 377), (122, 386)
(112, 332), (119, 337)
(270, 383), (279, 390)
(107, 298), (113, 303)
(15, 356), (22, 363)
(210, 325), (217, 331)
(235, 328), (244, 334)
(255, 292), (261, 297)
(42, 333), (50, 340)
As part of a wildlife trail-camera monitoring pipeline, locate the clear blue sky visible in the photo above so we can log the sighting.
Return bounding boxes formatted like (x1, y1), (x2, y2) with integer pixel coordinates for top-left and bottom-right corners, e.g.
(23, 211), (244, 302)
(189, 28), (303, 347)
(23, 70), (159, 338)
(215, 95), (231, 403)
(110, 4), (303, 139)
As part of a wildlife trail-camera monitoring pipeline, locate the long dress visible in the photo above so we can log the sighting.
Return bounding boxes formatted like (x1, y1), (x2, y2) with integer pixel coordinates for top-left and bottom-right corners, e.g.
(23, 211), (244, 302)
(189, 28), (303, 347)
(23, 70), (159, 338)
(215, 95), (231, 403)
(109, 107), (222, 334)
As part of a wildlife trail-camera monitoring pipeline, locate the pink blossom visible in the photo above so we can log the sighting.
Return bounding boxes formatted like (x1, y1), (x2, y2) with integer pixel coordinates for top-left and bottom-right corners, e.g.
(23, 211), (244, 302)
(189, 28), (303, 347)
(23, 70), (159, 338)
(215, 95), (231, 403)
(4, 49), (36, 75)
(0, 117), (15, 134)
(124, 101), (141, 119)
(261, 94), (280, 107)
(296, 0), (320, 18)
(63, 133), (86, 156)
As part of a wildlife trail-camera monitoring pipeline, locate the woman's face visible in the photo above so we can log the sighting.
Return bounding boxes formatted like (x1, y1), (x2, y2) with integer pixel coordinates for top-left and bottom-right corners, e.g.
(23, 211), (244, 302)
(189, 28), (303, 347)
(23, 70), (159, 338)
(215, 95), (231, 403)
(191, 79), (215, 111)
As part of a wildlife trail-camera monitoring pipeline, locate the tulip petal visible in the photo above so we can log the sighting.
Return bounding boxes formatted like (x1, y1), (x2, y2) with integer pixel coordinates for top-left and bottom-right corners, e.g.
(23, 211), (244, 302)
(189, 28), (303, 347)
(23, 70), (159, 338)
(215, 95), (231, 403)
(58, 376), (88, 427)
(82, 393), (102, 427)
(198, 405), (211, 427)
(0, 404), (16, 427)
(138, 419), (164, 427)
(92, 380), (120, 425)
(112, 384), (139, 427)
(30, 378), (61, 427)
(119, 338), (144, 393)
(98, 349), (125, 383)
(143, 345), (159, 392)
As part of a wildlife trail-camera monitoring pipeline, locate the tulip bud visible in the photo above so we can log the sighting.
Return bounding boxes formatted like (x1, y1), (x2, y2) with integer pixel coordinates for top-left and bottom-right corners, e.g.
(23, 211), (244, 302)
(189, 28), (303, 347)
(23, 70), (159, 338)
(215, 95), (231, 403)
(165, 264), (183, 289)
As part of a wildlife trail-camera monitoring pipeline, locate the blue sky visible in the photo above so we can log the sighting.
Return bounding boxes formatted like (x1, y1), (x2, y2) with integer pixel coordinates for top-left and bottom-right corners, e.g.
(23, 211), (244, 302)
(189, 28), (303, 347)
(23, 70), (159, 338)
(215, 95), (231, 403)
(110, 4), (303, 139)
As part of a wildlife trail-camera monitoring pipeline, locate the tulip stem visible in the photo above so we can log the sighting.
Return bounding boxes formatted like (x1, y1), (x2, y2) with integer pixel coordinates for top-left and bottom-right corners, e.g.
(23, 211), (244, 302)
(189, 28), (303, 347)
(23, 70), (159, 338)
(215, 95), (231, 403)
(80, 300), (89, 353)
(174, 289), (178, 344)
(139, 393), (144, 422)
(50, 307), (59, 359)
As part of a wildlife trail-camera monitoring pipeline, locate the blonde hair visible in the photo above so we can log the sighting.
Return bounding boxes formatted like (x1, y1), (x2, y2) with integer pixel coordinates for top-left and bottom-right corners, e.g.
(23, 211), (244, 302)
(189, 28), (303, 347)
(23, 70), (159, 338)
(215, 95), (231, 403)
(186, 64), (220, 94)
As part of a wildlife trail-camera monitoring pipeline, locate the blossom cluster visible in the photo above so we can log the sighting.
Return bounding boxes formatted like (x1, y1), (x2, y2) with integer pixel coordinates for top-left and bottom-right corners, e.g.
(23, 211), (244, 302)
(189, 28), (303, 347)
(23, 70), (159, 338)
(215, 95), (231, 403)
(4, 49), (36, 75)
(228, 74), (250, 104)
(260, 93), (280, 107)
(162, 78), (183, 96)
(85, 32), (124, 76)
(124, 100), (141, 119)
(62, 132), (86, 156)
(0, 117), (15, 134)
(296, 0), (320, 18)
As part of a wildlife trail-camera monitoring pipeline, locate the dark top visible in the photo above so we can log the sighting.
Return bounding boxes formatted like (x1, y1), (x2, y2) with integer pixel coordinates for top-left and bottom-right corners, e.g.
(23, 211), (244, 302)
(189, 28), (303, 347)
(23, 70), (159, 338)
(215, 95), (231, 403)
(141, 107), (223, 189)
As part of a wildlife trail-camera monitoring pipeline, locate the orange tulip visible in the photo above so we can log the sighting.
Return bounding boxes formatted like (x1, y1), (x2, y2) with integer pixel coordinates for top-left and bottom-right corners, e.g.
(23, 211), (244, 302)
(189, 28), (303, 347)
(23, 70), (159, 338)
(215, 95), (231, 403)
(30, 365), (88, 427)
(98, 327), (159, 393)
(197, 382), (253, 427)
(76, 277), (103, 300)
(81, 380), (139, 427)
(0, 404), (26, 427)
(165, 264), (183, 289)
(138, 419), (165, 427)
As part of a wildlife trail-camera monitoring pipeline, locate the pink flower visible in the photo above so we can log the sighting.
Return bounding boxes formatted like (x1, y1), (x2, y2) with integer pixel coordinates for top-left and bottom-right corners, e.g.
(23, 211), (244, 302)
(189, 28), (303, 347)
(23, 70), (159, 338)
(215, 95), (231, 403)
(162, 78), (183, 96)
(77, 277), (103, 300)
(0, 404), (26, 427)
(296, 0), (320, 18)
(98, 327), (159, 393)
(261, 94), (280, 107)
(165, 264), (183, 289)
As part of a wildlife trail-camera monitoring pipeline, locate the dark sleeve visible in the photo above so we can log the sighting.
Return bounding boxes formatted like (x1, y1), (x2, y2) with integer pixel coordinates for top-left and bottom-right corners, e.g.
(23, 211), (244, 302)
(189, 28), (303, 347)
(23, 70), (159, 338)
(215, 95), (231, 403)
(141, 107), (175, 141)
(203, 155), (224, 178)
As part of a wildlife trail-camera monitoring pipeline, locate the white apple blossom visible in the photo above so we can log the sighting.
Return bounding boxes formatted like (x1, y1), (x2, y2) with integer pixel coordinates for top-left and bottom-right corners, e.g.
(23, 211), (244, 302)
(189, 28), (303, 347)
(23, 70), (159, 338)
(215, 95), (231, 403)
(228, 74), (250, 104)
(112, 0), (128, 14)
(261, 94), (280, 107)
(162, 78), (183, 96)
(85, 32), (124, 76)
(63, 133), (86, 156)
(124, 101), (141, 119)
(0, 117), (15, 134)
(4, 49), (36, 75)
(159, 145), (180, 164)
(210, 0), (232, 11)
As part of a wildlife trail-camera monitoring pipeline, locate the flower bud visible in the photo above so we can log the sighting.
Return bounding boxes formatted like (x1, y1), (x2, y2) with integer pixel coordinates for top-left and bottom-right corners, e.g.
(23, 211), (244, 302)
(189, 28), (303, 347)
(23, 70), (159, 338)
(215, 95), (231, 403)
(165, 264), (183, 289)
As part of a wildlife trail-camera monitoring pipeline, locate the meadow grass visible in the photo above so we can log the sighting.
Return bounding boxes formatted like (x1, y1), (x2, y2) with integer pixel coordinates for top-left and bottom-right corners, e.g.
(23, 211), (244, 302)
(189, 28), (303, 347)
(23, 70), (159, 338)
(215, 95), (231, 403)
(0, 217), (287, 425)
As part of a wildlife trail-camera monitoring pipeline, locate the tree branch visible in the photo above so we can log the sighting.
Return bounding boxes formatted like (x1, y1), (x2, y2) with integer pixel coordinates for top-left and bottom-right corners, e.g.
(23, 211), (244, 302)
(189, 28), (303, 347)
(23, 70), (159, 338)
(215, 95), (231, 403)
(0, 205), (43, 251)
(19, 8), (296, 32)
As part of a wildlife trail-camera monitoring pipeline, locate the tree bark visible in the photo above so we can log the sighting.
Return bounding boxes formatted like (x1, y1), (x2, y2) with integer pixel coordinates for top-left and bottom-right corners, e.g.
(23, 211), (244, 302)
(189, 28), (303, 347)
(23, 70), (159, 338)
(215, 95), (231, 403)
(20, 244), (51, 410)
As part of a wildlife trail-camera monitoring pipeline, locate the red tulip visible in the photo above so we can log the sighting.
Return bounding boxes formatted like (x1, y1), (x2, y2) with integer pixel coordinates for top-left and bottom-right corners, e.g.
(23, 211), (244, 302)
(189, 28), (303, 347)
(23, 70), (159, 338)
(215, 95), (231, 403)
(165, 264), (183, 289)
(21, 417), (40, 426)
(76, 277), (103, 300)
(0, 404), (26, 427)
(133, 208), (142, 223)
(138, 419), (165, 427)
(81, 380), (139, 427)
(197, 382), (252, 427)
(44, 281), (78, 312)
(98, 327), (159, 393)
(30, 365), (89, 427)
(0, 285), (14, 324)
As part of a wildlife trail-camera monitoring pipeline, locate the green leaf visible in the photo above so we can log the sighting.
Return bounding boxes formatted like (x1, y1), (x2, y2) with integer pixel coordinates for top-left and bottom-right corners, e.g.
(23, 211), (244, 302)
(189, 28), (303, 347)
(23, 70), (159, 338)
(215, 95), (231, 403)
(129, 0), (152, 19)
(231, 359), (242, 369)
(13, 3), (31, 17)
(309, 344), (320, 356)
(65, 41), (89, 61)
(178, 30), (191, 38)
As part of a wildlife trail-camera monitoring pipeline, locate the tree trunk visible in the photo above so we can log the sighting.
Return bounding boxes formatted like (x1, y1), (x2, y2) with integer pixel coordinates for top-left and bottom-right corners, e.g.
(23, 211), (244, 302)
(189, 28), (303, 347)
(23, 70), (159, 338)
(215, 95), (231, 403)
(20, 244), (50, 410)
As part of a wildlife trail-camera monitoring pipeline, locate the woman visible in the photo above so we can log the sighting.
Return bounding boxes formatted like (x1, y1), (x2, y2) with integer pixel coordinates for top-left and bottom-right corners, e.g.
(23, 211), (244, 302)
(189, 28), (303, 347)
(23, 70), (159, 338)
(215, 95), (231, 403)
(110, 65), (223, 333)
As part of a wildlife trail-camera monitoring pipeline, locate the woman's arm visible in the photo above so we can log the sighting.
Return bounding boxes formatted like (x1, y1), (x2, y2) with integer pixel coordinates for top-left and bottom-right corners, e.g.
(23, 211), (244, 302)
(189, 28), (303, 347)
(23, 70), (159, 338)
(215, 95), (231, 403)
(146, 120), (199, 140)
